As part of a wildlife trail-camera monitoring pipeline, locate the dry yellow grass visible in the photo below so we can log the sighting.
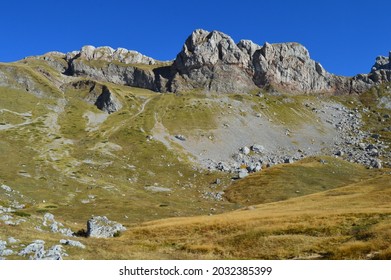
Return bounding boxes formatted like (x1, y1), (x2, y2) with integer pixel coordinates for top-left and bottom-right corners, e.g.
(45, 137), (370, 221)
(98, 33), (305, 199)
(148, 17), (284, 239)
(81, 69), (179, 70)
(9, 170), (382, 260)
(101, 174), (391, 260)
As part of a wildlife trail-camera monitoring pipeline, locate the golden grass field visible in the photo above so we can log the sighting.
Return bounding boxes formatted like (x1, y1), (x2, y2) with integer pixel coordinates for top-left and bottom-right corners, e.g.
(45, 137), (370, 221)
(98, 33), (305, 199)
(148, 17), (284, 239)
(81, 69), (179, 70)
(4, 157), (390, 260)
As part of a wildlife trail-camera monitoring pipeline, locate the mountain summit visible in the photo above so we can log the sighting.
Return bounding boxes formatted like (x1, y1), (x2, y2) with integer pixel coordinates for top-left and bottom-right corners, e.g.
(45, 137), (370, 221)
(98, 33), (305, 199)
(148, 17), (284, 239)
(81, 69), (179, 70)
(25, 29), (391, 95)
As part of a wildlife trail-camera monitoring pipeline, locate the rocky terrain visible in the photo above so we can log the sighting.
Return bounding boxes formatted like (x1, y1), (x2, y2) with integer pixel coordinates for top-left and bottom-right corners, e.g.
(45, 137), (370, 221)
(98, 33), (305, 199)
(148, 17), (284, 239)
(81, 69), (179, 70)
(0, 29), (390, 259)
(24, 29), (391, 95)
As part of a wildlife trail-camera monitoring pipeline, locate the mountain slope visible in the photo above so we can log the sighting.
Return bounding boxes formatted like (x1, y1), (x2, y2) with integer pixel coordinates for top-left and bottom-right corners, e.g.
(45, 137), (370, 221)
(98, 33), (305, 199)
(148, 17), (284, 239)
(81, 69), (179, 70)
(0, 29), (391, 260)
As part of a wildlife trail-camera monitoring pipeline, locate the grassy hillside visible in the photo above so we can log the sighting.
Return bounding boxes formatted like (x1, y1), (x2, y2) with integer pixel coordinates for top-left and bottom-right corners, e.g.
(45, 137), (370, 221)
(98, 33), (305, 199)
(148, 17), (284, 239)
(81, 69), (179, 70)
(110, 174), (391, 260)
(1, 60), (391, 260)
(225, 156), (381, 205)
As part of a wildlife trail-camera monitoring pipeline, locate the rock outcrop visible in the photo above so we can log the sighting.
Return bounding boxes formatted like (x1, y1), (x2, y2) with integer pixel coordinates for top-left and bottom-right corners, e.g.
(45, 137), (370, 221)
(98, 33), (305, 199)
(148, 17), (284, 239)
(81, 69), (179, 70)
(252, 42), (345, 94)
(67, 45), (158, 65)
(42, 213), (74, 237)
(67, 80), (122, 113)
(23, 29), (391, 95)
(170, 29), (257, 93)
(350, 52), (391, 93)
(168, 29), (390, 94)
(86, 216), (126, 238)
(18, 240), (68, 260)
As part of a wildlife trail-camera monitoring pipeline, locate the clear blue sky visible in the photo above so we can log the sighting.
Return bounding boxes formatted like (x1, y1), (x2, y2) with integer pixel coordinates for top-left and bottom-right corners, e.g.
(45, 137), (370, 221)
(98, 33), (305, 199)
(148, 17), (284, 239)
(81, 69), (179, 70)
(1, 0), (390, 76)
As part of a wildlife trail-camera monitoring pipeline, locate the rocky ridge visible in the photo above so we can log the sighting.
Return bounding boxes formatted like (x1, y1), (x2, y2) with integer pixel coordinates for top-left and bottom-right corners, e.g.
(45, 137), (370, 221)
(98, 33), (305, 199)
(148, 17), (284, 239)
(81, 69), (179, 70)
(27, 29), (390, 96)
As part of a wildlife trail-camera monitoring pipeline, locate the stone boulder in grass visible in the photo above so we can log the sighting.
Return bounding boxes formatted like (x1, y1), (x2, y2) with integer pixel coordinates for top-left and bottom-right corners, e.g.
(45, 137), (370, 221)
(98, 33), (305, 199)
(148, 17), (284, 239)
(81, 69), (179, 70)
(86, 216), (126, 238)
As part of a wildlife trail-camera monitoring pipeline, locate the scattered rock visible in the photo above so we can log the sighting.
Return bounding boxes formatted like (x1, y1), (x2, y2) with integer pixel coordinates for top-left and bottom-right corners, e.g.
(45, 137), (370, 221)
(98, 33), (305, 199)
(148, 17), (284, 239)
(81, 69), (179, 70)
(175, 134), (186, 141)
(18, 240), (46, 260)
(238, 169), (249, 179)
(241, 146), (250, 155)
(335, 150), (344, 156)
(44, 245), (68, 260)
(8, 237), (18, 244)
(144, 186), (171, 192)
(284, 157), (294, 164)
(202, 191), (224, 201)
(60, 239), (86, 249)
(42, 213), (74, 237)
(370, 159), (382, 169)
(1, 249), (13, 256)
(0, 184), (12, 192)
(216, 161), (231, 172)
(0, 240), (6, 251)
(86, 216), (126, 238)
(251, 144), (265, 153)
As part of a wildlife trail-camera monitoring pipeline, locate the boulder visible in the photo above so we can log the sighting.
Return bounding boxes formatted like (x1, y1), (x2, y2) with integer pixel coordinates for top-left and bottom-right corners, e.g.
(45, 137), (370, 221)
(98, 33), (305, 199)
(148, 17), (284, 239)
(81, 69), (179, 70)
(251, 144), (265, 153)
(238, 169), (249, 179)
(241, 146), (251, 155)
(216, 161), (231, 172)
(43, 245), (67, 260)
(86, 216), (126, 238)
(0, 184), (12, 192)
(175, 134), (186, 141)
(18, 240), (46, 260)
(60, 239), (86, 249)
(370, 159), (382, 169)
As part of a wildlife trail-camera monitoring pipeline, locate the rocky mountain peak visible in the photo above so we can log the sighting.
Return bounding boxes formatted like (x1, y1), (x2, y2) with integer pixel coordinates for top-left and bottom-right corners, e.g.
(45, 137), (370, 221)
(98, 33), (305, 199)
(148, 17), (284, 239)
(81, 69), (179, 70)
(69, 45), (158, 65)
(21, 29), (391, 95)
(170, 29), (256, 93)
(252, 41), (333, 93)
(237, 39), (261, 57)
(176, 29), (250, 69)
(372, 52), (390, 72)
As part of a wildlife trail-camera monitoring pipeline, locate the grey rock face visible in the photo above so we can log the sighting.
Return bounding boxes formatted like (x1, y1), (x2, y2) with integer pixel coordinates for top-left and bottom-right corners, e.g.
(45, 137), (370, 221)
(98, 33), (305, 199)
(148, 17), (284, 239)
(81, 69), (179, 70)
(252, 42), (334, 93)
(171, 30), (390, 95)
(15, 29), (391, 96)
(87, 216), (126, 238)
(171, 29), (257, 93)
(76, 45), (158, 65)
(69, 59), (159, 91)
(372, 52), (390, 71)
(0, 65), (47, 97)
(94, 86), (122, 114)
(68, 80), (122, 113)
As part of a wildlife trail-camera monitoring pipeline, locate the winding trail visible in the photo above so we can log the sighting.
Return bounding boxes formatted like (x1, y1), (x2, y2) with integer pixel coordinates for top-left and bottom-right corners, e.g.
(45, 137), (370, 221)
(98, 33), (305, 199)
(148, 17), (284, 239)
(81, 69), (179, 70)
(102, 95), (154, 137)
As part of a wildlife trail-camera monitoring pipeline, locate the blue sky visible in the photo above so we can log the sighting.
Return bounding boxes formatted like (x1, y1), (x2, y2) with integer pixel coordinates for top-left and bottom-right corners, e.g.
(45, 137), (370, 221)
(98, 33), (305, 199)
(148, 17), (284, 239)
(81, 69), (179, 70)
(1, 0), (390, 76)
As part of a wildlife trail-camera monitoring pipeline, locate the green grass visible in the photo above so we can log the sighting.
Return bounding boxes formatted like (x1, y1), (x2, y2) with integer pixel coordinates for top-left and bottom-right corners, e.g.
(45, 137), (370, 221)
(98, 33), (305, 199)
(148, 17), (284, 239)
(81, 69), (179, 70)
(225, 156), (381, 205)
